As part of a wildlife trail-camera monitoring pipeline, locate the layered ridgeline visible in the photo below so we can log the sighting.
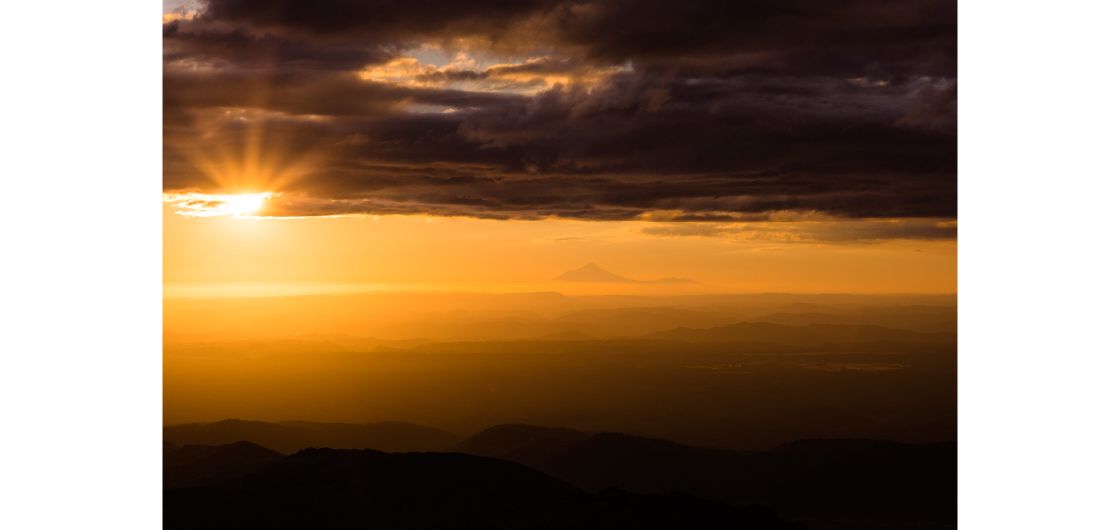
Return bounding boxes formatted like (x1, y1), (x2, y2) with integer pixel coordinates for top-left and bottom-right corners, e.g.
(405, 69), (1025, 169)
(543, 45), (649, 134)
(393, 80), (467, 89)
(166, 305), (956, 449)
(165, 420), (954, 530)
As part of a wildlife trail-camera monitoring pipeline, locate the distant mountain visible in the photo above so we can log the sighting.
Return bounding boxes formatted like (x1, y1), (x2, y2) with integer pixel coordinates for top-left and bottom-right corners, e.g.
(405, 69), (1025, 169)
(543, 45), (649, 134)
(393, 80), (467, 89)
(458, 425), (956, 529)
(164, 419), (460, 454)
(554, 263), (640, 283)
(164, 441), (282, 488)
(164, 447), (799, 530)
(553, 263), (700, 285)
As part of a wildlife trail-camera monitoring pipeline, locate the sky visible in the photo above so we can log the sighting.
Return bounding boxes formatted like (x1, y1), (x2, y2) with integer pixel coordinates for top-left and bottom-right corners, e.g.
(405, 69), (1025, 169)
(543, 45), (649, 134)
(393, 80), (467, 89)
(162, 0), (956, 295)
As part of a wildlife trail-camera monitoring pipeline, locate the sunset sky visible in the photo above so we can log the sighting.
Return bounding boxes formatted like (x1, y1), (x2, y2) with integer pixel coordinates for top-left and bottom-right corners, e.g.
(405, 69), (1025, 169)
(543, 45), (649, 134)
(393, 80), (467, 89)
(163, 0), (956, 295)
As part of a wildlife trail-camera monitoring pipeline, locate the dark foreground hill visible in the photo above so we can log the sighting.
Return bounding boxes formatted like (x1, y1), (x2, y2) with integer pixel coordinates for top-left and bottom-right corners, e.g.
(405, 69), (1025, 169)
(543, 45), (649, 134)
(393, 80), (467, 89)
(164, 441), (283, 488)
(459, 425), (956, 530)
(164, 419), (460, 454)
(163, 423), (954, 529)
(164, 447), (801, 530)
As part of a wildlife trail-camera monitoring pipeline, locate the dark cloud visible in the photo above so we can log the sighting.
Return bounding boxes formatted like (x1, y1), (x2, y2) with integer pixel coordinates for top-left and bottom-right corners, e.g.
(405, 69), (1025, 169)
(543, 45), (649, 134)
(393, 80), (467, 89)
(197, 0), (553, 41)
(163, 22), (396, 72)
(164, 0), (956, 225)
(641, 218), (957, 242)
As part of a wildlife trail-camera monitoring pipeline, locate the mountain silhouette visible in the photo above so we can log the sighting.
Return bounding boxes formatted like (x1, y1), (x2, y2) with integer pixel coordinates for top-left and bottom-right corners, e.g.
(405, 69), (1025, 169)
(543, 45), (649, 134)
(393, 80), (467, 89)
(458, 425), (956, 529)
(553, 263), (699, 284)
(164, 419), (460, 454)
(164, 448), (801, 530)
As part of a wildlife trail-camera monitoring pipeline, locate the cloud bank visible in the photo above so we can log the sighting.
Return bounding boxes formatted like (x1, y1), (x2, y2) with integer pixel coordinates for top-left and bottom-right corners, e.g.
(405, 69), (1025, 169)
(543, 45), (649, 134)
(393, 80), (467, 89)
(164, 0), (956, 228)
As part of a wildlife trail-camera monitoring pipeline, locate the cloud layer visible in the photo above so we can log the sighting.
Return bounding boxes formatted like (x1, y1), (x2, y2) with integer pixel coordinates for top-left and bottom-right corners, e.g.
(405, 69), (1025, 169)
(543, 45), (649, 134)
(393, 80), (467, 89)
(164, 0), (956, 224)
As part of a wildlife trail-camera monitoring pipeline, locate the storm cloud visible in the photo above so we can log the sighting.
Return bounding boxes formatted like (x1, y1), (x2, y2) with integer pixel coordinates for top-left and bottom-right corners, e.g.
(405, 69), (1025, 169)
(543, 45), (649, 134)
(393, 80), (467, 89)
(164, 0), (956, 223)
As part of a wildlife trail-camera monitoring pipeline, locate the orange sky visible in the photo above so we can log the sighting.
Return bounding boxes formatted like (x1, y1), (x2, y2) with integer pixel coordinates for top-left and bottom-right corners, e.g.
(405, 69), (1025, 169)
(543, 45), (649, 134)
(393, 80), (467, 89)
(164, 201), (956, 296)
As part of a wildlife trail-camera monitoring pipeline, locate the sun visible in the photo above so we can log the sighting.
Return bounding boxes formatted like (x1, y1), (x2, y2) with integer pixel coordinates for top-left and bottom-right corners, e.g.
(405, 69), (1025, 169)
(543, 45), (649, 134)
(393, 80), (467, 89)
(217, 192), (270, 217)
(163, 191), (276, 217)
